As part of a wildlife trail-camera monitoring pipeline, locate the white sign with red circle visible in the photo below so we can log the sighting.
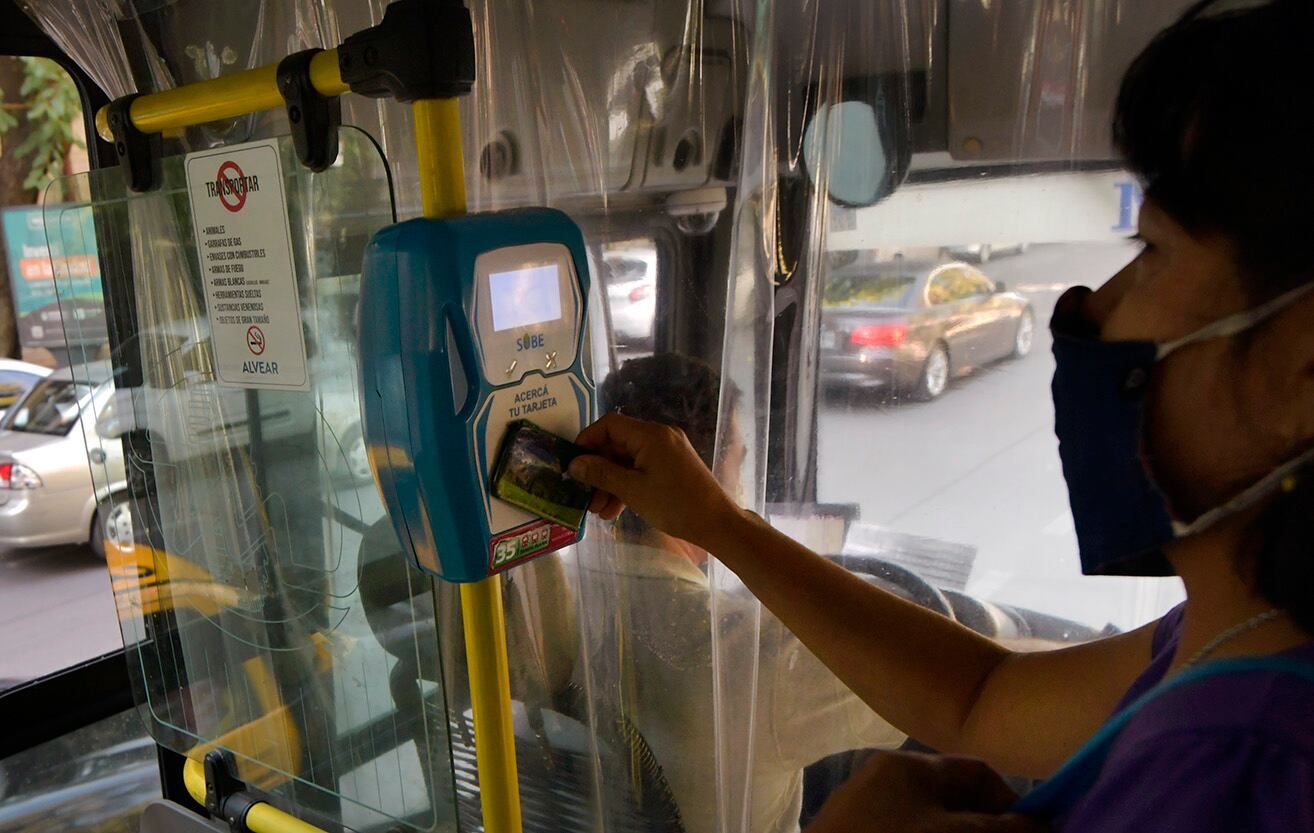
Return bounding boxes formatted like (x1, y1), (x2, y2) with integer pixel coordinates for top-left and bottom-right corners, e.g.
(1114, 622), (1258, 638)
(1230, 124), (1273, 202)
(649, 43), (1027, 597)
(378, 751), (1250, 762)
(246, 325), (266, 355)
(184, 138), (309, 391)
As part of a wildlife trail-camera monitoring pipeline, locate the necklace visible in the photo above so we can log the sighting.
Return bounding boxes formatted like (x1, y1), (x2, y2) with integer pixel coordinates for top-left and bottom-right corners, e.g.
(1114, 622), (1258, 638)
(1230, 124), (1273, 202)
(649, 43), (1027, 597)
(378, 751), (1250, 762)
(1180, 608), (1287, 669)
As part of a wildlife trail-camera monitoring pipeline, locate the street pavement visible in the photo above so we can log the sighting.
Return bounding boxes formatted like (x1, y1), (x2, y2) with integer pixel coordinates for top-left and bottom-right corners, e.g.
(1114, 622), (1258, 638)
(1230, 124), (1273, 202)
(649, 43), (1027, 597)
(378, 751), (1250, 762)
(817, 242), (1185, 632)
(0, 543), (121, 689)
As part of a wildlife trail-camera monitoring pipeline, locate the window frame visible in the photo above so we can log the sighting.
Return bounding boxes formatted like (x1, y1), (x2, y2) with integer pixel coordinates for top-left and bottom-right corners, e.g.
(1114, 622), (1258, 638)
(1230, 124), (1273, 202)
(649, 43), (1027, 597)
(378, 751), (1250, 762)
(0, 0), (131, 765)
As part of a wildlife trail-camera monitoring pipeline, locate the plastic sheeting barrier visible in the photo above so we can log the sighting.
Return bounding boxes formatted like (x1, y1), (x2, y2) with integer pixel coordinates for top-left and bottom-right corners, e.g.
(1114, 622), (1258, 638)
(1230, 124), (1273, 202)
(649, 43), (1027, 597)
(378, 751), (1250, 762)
(23, 2), (1204, 832)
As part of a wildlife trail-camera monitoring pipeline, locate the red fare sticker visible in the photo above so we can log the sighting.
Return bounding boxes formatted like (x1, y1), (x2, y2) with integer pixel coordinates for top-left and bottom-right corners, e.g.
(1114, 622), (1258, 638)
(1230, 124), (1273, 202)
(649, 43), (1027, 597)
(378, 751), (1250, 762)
(489, 520), (580, 573)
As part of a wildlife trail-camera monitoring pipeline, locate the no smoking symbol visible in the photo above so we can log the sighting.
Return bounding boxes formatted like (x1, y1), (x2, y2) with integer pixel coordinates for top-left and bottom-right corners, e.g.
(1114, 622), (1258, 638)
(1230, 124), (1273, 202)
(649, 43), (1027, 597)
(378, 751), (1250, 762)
(246, 326), (266, 356)
(216, 160), (248, 213)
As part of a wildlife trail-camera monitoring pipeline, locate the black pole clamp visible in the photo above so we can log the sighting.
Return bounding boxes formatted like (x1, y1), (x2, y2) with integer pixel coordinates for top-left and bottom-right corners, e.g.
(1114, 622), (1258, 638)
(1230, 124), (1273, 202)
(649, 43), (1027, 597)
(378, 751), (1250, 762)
(202, 750), (259, 833)
(277, 49), (342, 172)
(106, 93), (161, 193)
(338, 0), (476, 101)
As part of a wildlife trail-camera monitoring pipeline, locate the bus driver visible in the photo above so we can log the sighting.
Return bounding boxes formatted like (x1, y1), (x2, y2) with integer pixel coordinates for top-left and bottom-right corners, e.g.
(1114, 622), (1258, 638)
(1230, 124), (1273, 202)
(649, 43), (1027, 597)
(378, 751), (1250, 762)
(571, 353), (906, 833)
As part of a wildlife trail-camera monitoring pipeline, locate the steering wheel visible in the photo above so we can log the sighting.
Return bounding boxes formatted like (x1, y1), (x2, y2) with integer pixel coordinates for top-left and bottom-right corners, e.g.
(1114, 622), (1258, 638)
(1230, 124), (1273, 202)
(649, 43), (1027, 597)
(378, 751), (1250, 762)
(823, 553), (954, 618)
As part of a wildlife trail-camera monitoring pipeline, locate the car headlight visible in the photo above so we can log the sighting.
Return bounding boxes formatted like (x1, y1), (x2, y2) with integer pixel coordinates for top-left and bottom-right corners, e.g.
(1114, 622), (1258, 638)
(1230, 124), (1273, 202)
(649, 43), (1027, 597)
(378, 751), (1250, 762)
(0, 462), (43, 489)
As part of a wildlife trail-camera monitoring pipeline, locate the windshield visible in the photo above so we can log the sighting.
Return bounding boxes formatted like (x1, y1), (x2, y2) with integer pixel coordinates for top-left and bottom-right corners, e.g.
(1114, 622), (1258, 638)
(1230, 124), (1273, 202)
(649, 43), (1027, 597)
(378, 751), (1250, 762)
(0, 370), (42, 411)
(2, 379), (91, 436)
(823, 271), (918, 309)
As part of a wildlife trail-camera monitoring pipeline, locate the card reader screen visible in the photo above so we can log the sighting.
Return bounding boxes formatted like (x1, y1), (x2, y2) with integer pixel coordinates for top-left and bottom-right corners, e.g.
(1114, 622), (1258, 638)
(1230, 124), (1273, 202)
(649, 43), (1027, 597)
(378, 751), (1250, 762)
(490, 265), (563, 332)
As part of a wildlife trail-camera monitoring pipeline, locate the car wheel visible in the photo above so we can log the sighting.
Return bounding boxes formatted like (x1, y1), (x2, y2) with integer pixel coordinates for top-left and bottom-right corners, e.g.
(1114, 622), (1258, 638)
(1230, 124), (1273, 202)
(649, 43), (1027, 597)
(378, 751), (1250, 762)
(1012, 309), (1035, 358)
(343, 424), (374, 485)
(90, 495), (135, 561)
(913, 343), (950, 401)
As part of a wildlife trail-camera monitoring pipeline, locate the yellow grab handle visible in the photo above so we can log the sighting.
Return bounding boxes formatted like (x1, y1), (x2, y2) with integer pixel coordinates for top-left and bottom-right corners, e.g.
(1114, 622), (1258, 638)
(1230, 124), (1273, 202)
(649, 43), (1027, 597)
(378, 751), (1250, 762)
(182, 756), (207, 806)
(94, 49), (346, 141)
(182, 757), (327, 833)
(245, 804), (329, 833)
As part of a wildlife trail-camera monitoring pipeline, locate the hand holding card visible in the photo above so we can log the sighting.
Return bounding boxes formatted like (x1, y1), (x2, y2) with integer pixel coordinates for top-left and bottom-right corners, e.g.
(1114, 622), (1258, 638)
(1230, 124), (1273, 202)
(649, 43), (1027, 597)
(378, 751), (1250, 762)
(490, 420), (594, 530)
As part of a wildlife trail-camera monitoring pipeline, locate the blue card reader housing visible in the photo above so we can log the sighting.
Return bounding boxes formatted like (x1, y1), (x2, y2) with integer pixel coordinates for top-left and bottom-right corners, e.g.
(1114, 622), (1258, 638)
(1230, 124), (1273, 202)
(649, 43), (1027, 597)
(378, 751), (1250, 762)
(359, 208), (595, 583)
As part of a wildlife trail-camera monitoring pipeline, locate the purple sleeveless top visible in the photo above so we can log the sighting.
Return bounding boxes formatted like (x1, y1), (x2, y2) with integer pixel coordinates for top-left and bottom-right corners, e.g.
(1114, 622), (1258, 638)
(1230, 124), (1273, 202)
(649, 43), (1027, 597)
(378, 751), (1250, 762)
(1058, 604), (1314, 832)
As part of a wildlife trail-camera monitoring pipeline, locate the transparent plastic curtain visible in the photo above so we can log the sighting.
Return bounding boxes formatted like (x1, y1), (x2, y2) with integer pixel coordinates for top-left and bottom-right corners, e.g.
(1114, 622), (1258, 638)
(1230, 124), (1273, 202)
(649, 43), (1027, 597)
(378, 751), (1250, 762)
(21, 2), (1203, 833)
(18, 2), (760, 831)
(458, 6), (766, 833)
(714, 1), (1192, 830)
(772, 1), (1190, 635)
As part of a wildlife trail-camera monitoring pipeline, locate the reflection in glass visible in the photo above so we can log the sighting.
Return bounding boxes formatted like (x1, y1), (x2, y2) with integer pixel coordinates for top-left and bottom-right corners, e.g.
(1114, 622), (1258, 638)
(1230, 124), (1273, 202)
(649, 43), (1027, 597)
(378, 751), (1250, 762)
(0, 709), (158, 833)
(2, 378), (92, 436)
(602, 240), (658, 357)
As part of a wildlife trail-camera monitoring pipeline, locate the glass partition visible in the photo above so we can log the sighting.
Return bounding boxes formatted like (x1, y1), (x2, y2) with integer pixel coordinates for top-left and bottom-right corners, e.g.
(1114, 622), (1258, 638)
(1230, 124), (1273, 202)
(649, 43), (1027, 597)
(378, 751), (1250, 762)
(45, 129), (460, 833)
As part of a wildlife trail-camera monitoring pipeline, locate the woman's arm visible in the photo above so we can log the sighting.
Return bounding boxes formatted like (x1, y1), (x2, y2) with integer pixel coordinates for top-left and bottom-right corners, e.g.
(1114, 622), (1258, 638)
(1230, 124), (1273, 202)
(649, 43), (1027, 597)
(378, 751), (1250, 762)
(571, 413), (1157, 777)
(706, 507), (1156, 776)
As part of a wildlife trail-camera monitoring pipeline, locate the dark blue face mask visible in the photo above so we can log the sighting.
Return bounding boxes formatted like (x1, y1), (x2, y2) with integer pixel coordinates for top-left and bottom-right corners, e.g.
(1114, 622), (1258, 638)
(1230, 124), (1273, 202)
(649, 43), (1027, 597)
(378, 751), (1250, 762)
(1051, 283), (1314, 576)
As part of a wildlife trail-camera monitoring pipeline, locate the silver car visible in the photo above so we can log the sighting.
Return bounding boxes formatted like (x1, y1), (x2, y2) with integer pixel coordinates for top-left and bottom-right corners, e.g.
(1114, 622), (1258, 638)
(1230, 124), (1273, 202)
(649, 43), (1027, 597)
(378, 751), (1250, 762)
(0, 363), (129, 559)
(0, 359), (51, 419)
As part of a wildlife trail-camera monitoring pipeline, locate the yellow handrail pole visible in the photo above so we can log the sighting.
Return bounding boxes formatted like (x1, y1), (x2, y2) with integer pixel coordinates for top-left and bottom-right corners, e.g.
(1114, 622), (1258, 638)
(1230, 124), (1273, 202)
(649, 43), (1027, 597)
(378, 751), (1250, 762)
(183, 758), (326, 833)
(93, 50), (346, 141)
(412, 94), (524, 833)
(413, 98), (468, 218)
(458, 576), (523, 833)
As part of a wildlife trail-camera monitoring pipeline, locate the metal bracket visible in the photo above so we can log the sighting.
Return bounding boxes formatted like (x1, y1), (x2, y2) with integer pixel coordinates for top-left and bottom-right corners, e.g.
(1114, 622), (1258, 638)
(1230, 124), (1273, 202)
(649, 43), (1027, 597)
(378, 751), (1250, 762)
(277, 49), (342, 172)
(202, 750), (258, 833)
(338, 0), (476, 102)
(106, 93), (161, 193)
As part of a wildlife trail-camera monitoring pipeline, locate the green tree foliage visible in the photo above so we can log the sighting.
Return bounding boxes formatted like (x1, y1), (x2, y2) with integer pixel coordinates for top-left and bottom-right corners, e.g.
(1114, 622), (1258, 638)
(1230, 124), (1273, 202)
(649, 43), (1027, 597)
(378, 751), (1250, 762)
(0, 89), (13, 133)
(0, 57), (83, 191)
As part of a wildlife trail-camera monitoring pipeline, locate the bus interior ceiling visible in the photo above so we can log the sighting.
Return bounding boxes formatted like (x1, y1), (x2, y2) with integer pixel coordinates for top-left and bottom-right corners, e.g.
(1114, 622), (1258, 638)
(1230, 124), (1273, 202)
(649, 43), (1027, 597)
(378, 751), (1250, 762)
(0, 2), (1205, 833)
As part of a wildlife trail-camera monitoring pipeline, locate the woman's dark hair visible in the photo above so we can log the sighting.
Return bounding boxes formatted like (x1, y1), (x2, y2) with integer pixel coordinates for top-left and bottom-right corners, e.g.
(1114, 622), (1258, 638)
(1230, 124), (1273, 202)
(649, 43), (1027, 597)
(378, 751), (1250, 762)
(600, 353), (733, 537)
(1115, 0), (1314, 631)
(1115, 0), (1314, 290)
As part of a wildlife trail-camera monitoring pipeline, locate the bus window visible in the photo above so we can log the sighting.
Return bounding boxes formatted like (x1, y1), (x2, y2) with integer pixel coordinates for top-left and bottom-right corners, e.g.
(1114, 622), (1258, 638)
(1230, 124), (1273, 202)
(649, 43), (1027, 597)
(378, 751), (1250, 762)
(815, 178), (1183, 637)
(602, 239), (658, 357)
(0, 56), (121, 693)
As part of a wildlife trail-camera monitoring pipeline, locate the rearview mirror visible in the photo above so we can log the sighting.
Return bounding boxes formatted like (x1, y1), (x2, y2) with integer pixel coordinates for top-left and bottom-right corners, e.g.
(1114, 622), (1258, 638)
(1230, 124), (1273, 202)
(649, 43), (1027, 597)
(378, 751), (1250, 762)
(803, 101), (892, 207)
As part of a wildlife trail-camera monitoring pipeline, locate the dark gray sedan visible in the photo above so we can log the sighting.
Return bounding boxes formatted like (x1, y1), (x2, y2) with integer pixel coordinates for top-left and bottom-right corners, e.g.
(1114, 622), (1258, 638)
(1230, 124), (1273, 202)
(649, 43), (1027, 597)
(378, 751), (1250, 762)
(820, 261), (1034, 400)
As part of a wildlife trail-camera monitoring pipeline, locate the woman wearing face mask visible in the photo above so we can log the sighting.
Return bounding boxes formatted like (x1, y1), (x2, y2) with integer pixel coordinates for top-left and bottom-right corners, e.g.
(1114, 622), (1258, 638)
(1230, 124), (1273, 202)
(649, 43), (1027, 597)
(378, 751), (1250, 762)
(568, 1), (1314, 830)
